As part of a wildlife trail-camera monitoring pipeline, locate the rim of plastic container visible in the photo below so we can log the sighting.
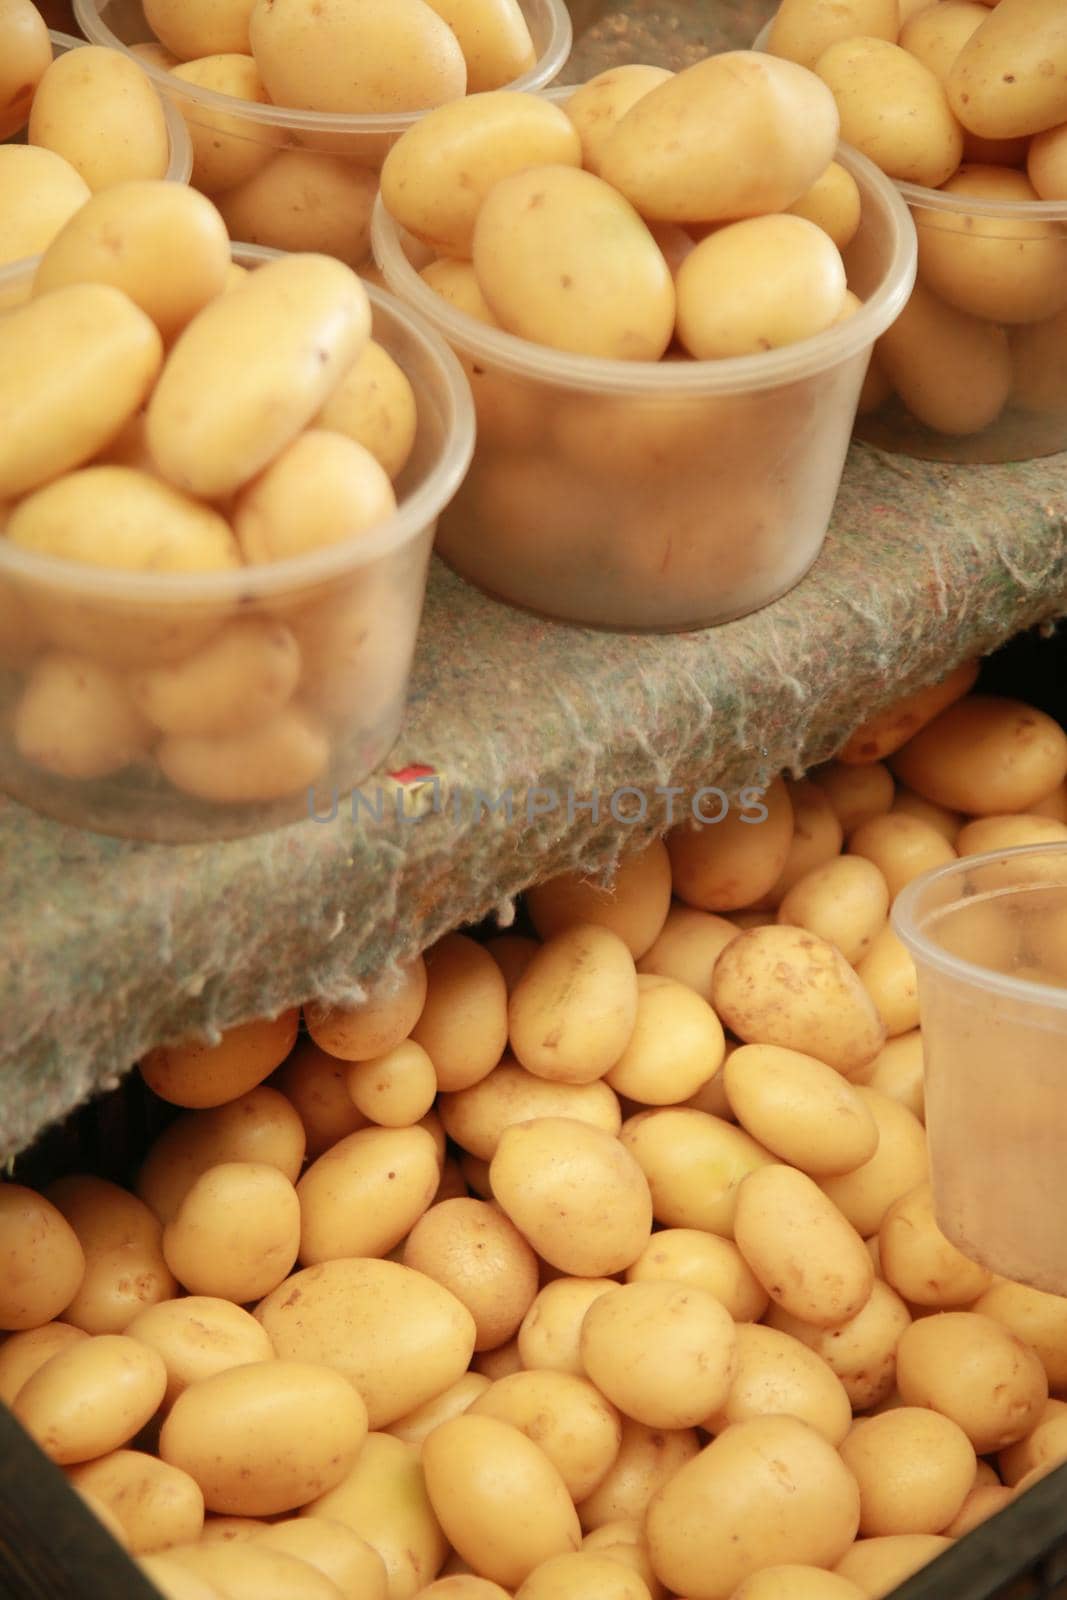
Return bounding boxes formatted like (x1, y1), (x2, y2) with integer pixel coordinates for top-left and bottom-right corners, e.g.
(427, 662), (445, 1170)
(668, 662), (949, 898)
(893, 842), (1067, 1010)
(751, 17), (1067, 221)
(371, 139), (918, 396)
(0, 245), (477, 603)
(72, 0), (572, 134)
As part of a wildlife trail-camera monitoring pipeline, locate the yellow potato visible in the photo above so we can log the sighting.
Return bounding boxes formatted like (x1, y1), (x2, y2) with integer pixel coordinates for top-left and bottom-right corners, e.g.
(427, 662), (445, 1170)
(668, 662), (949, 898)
(147, 254), (371, 499)
(296, 1124), (439, 1264)
(767, 1279), (912, 1410)
(579, 1281), (737, 1430)
(33, 182), (231, 343)
(438, 1057), (621, 1161)
(1029, 120), (1067, 199)
(0, 1186), (85, 1332)
(29, 47), (170, 190)
(839, 660), (980, 765)
(879, 1182), (995, 1308)
(900, 1), (990, 82)
(421, 258), (501, 324)
(346, 1039), (438, 1127)
(256, 1257), (477, 1428)
(508, 925), (638, 1085)
(563, 65), (673, 177)
(848, 813), (958, 900)
(604, 975), (724, 1105)
(381, 93), (580, 259)
(13, 1334), (167, 1464)
(125, 1297), (274, 1410)
(472, 165), (675, 360)
(155, 706), (331, 803)
(136, 1087), (305, 1225)
(315, 340), (418, 483)
(892, 695), (1067, 814)
(422, 1415), (581, 1589)
(68, 1450), (205, 1554)
(144, 0), (257, 57)
(599, 51), (840, 223)
(402, 934), (509, 1093)
(734, 1163), (874, 1326)
(957, 812), (1067, 855)
(821, 1088), (927, 1236)
(274, 1040), (368, 1159)
(767, 0), (900, 70)
(0, 0), (50, 139)
(809, 760), (895, 832)
(834, 1535), (953, 1595)
(525, 839), (672, 959)
(217, 149), (379, 267)
(724, 1044), (880, 1176)
(199, 1518), (270, 1543)
(402, 1196), (539, 1352)
(160, 1361), (366, 1515)
(139, 1553), (229, 1600)
(469, 1371), (622, 1501)
(676, 215), (847, 358)
(161, 1162), (299, 1301)
(646, 1416), (861, 1600)
(490, 1117), (652, 1275)
(581, 1522), (664, 1600)
(302, 1430), (447, 1595)
(703, 1322), (852, 1445)
(862, 1030), (925, 1119)
(625, 1229), (768, 1322)
(973, 1279), (1067, 1390)
(254, 1519), (388, 1600)
(139, 1010), (299, 1110)
(754, 780), (845, 910)
(305, 958), (427, 1063)
(473, 1337), (522, 1380)
(389, 1372), (492, 1446)
(130, 41), (180, 68)
(164, 1542), (346, 1599)
(729, 1569), (865, 1600)
(777, 856), (890, 966)
(891, 788), (961, 843)
(944, 1483), (1014, 1536)
(814, 38), (963, 187)
(0, 146), (90, 273)
(876, 279), (1012, 436)
(711, 925), (886, 1076)
(667, 777), (794, 913)
(13, 653), (154, 782)
(946, 0), (1067, 138)
(620, 1109), (774, 1237)
(1011, 302), (1067, 413)
(0, 1323), (88, 1406)
(43, 1175), (176, 1336)
(855, 924), (920, 1037)
(517, 1277), (619, 1377)
(578, 1420), (701, 1534)
(896, 1310), (1048, 1451)
(167, 53), (280, 195)
(235, 429), (397, 562)
(635, 906), (739, 997)
(515, 1553), (651, 1600)
(130, 618), (300, 739)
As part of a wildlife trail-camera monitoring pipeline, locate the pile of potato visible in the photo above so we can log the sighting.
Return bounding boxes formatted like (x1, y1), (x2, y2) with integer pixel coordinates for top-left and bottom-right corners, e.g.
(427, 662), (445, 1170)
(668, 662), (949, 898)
(765, 0), (1067, 436)
(5, 668), (1067, 1599)
(0, 178), (422, 806)
(0, 0), (179, 273)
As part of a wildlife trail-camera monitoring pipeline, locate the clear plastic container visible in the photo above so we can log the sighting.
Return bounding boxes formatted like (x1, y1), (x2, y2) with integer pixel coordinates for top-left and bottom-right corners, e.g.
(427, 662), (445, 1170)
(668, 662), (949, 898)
(0, 247), (475, 844)
(371, 139), (917, 632)
(73, 0), (572, 268)
(894, 843), (1067, 1295)
(753, 16), (1067, 464)
(0, 30), (193, 309)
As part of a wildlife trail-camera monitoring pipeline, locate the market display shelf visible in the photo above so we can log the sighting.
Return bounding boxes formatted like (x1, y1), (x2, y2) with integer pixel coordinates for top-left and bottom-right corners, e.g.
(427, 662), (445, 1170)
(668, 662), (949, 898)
(1, 441), (1066, 1164)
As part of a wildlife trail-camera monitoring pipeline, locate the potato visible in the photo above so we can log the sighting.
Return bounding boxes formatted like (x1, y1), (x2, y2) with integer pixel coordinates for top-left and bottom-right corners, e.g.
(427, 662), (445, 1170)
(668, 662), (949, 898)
(67, 1450), (204, 1554)
(401, 1197), (539, 1352)
(410, 934), (509, 1092)
(490, 1117), (652, 1276)
(900, 1), (990, 82)
(676, 215), (847, 358)
(29, 47), (170, 190)
(216, 150), (379, 268)
(525, 840), (672, 960)
(729, 1570), (865, 1600)
(139, 1011), (299, 1110)
(160, 1361), (366, 1515)
(892, 696), (1067, 814)
(724, 1045), (880, 1176)
(140, 1552), (236, 1600)
(296, 1125), (439, 1264)
(879, 1184), (993, 1310)
(130, 41), (181, 69)
(1011, 303), (1067, 413)
(517, 1278), (619, 1377)
(124, 1297), (273, 1410)
(646, 1416), (860, 1600)
(848, 813), (958, 900)
(381, 93), (580, 259)
(235, 429), (397, 563)
(144, 0), (256, 57)
(581, 1522), (664, 1600)
(136, 1088), (305, 1226)
(896, 1310), (1048, 1451)
(810, 761), (895, 832)
(389, 1372), (492, 1446)
(734, 1163), (874, 1326)
(855, 925), (920, 1038)
(579, 1282), (736, 1430)
(946, 0), (1067, 138)
(160, 1162), (299, 1302)
(515, 1553), (651, 1600)
(712, 925), (886, 1077)
(471, 165), (674, 360)
(834, 1535), (953, 1596)
(957, 812), (1067, 857)
(785, 161), (863, 254)
(305, 958), (427, 1063)
(129, 619), (301, 739)
(0, 145), (90, 266)
(891, 788), (961, 844)
(469, 1371), (622, 1501)
(599, 51), (839, 223)
(0, 1323), (88, 1406)
(0, 1186), (85, 1332)
(973, 1279), (1067, 1390)
(604, 975), (724, 1105)
(167, 54), (280, 196)
(302, 1431), (447, 1597)
(635, 907), (738, 996)
(13, 654), (153, 781)
(43, 1175), (175, 1336)
(424, 0), (535, 90)
(256, 1258), (476, 1428)
(254, 1519), (389, 1600)
(13, 1334), (167, 1464)
(839, 660), (980, 765)
(147, 255), (371, 499)
(563, 65), (673, 177)
(473, 1338), (522, 1380)
(508, 926), (637, 1086)
(767, 1279), (913, 1410)
(703, 1322), (852, 1445)
(876, 280), (1012, 436)
(440, 1058), (621, 1162)
(578, 1421), (701, 1534)
(841, 1408), (976, 1536)
(767, 0), (900, 70)
(620, 1109), (774, 1236)
(814, 38), (962, 187)
(667, 777), (794, 913)
(199, 1518), (270, 1543)
(315, 341), (418, 483)
(944, 1484), (1014, 1537)
(157, 705), (331, 803)
(821, 1088), (927, 1236)
(1029, 120), (1067, 199)
(0, 0), (50, 139)
(274, 1040), (369, 1159)
(625, 1229), (768, 1322)
(777, 856), (890, 966)
(346, 1039), (437, 1128)
(163, 1542), (347, 1599)
(755, 781), (845, 909)
(421, 258), (501, 325)
(862, 1030), (925, 1119)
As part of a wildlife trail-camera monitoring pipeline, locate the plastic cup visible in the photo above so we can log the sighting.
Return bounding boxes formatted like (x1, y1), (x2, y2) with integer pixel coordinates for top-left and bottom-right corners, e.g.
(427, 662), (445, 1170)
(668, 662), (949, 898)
(0, 247), (475, 844)
(894, 843), (1067, 1295)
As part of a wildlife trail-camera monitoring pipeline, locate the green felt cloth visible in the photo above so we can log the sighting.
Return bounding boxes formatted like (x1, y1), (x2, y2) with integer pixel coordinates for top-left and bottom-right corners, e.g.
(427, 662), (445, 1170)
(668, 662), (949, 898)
(2, 441), (1066, 1161)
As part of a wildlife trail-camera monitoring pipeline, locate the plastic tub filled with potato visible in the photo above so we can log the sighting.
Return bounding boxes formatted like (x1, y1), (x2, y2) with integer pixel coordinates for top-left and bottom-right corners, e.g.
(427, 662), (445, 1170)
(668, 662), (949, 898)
(0, 24), (193, 308)
(371, 54), (917, 632)
(0, 200), (475, 844)
(754, 1), (1067, 464)
(72, 0), (572, 269)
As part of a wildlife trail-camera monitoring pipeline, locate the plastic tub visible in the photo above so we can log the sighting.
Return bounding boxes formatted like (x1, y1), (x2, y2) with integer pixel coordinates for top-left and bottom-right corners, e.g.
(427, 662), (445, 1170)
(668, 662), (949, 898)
(73, 0), (572, 268)
(0, 30), (192, 310)
(371, 140), (917, 632)
(753, 17), (1067, 464)
(0, 246), (475, 844)
(894, 843), (1067, 1296)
